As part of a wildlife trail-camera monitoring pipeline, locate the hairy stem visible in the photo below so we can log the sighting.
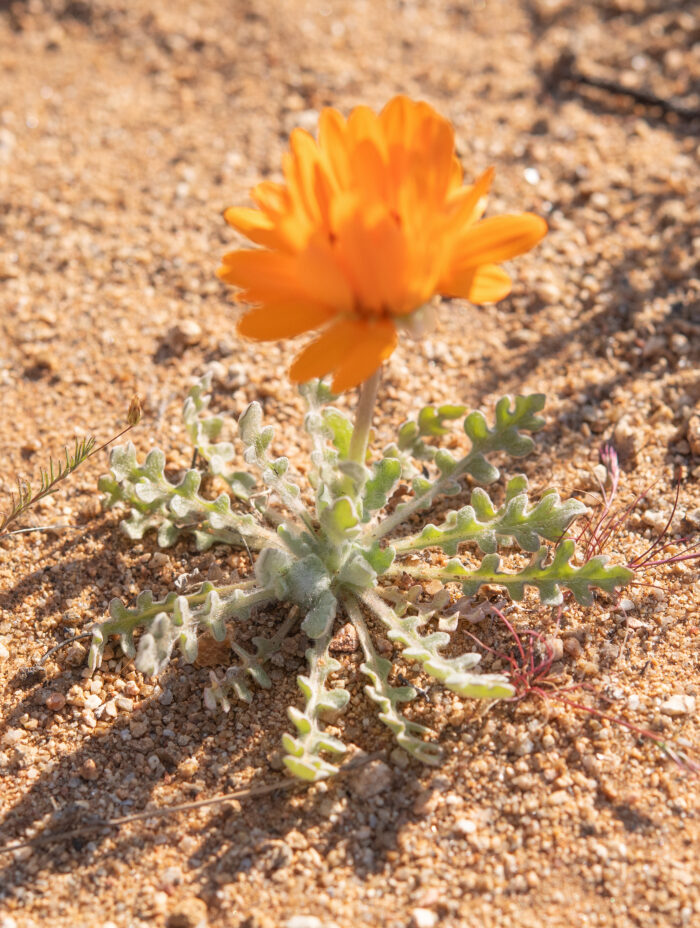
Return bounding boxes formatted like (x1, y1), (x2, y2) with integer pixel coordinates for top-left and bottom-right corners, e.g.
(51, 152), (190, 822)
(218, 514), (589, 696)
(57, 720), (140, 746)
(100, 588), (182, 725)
(348, 367), (381, 466)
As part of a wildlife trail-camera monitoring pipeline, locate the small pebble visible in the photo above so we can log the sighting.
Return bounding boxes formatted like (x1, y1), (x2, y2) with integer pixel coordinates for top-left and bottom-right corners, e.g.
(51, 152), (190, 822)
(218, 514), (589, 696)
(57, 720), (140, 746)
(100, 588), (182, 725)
(660, 695), (696, 717)
(65, 642), (87, 666)
(78, 758), (99, 781)
(670, 333), (690, 354)
(514, 736), (535, 756)
(454, 818), (477, 836)
(642, 509), (667, 532)
(166, 320), (202, 355)
(687, 416), (700, 457)
(159, 688), (174, 706)
(511, 774), (535, 790)
(179, 757), (199, 779)
(613, 416), (641, 458)
(45, 692), (67, 711)
(347, 759), (392, 799)
(535, 281), (561, 303)
(411, 909), (438, 928)
(0, 640), (9, 660)
(329, 622), (360, 653)
(564, 637), (583, 659)
(3, 729), (23, 745)
(61, 609), (82, 627)
(390, 747), (409, 768)
(284, 918), (323, 928)
(160, 866), (184, 888)
(165, 897), (208, 928)
(544, 637), (564, 660)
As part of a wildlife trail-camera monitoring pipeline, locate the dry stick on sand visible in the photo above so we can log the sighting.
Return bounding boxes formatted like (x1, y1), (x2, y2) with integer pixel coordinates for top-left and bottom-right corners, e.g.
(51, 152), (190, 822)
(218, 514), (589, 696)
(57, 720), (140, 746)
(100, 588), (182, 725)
(548, 51), (700, 121)
(0, 751), (385, 856)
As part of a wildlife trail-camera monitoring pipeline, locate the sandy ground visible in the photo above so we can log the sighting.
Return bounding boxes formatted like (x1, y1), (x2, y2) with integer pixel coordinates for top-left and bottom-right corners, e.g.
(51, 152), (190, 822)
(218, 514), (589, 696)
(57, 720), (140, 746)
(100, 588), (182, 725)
(0, 1), (699, 926)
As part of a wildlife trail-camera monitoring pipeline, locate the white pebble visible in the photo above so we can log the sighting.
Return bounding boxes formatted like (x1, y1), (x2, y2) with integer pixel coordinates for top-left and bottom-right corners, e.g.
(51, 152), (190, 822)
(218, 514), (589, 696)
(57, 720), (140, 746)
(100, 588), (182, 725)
(412, 908), (438, 928)
(660, 695), (696, 717)
(454, 818), (477, 835)
(2, 730), (23, 745)
(347, 759), (392, 799)
(642, 509), (667, 532)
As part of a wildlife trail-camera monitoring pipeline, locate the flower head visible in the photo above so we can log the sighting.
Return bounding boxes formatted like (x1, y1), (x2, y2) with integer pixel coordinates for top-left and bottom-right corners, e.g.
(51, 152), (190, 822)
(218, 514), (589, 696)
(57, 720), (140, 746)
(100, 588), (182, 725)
(218, 95), (547, 392)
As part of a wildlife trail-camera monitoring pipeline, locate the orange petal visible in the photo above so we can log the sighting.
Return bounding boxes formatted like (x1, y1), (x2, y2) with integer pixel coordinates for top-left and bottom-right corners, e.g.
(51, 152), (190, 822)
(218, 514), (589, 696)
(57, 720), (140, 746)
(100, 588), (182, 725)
(414, 112), (455, 206)
(285, 128), (326, 224)
(223, 207), (282, 248)
(380, 96), (435, 149)
(347, 105), (384, 156)
(453, 213), (548, 269)
(331, 319), (397, 392)
(237, 302), (335, 340)
(289, 318), (363, 384)
(350, 138), (388, 208)
(288, 317), (397, 391)
(445, 167), (495, 230)
(441, 264), (512, 303)
(335, 208), (425, 316)
(448, 155), (463, 192)
(217, 246), (353, 312)
(251, 181), (289, 215)
(318, 107), (350, 189)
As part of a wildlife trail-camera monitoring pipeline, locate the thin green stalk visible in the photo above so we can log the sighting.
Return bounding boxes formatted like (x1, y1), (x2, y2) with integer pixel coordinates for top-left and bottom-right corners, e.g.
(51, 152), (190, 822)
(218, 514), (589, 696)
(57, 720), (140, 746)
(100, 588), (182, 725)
(384, 563), (455, 582)
(118, 579), (262, 627)
(348, 367), (381, 466)
(364, 448), (479, 544)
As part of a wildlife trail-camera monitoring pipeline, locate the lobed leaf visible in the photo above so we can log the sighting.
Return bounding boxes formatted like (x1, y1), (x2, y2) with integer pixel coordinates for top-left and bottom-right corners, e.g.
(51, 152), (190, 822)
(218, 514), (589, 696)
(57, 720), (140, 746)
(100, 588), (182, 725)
(362, 590), (514, 700)
(283, 636), (350, 781)
(447, 539), (635, 606)
(394, 477), (585, 556)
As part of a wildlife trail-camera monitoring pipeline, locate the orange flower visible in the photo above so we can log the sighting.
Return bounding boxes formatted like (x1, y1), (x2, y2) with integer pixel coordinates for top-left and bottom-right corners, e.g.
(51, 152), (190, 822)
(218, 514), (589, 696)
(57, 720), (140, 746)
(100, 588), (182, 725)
(218, 96), (547, 392)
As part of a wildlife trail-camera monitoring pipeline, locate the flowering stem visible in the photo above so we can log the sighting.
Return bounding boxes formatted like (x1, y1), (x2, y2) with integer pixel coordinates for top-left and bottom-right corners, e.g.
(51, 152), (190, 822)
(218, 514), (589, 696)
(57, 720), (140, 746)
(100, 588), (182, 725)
(348, 367), (381, 466)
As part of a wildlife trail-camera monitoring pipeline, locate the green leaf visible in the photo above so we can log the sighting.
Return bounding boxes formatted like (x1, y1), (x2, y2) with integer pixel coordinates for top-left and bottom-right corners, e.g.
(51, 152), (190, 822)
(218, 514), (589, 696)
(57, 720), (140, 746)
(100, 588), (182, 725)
(322, 408), (354, 459)
(394, 479), (586, 556)
(359, 541), (396, 576)
(88, 582), (270, 674)
(464, 393), (546, 460)
(362, 590), (514, 700)
(417, 404), (467, 437)
(362, 457), (402, 520)
(320, 496), (360, 545)
(237, 402), (263, 446)
(301, 591), (338, 639)
(459, 540), (634, 606)
(282, 637), (350, 782)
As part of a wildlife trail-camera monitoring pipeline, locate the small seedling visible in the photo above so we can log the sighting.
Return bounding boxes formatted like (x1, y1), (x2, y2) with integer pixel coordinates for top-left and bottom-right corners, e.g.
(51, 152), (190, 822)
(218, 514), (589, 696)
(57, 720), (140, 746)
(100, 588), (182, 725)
(0, 396), (141, 539)
(466, 607), (699, 774)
